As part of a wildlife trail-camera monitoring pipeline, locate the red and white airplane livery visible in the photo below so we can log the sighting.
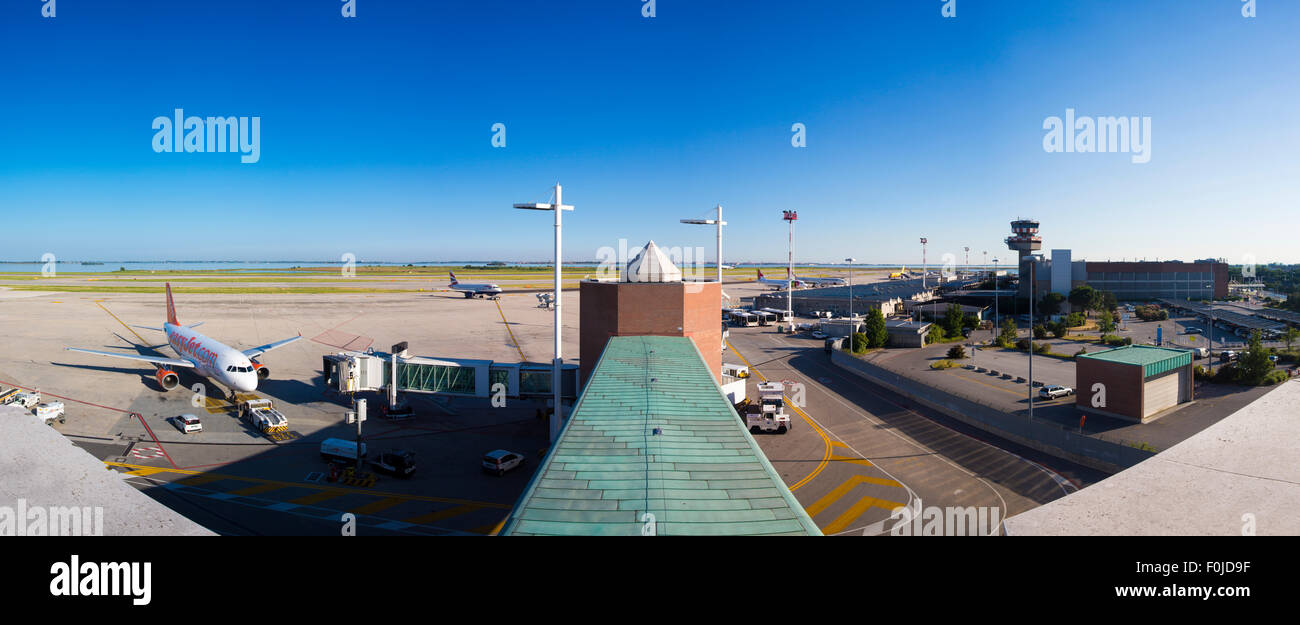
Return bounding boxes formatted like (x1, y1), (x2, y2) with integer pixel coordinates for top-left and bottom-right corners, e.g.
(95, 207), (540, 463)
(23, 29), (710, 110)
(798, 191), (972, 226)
(66, 283), (301, 395)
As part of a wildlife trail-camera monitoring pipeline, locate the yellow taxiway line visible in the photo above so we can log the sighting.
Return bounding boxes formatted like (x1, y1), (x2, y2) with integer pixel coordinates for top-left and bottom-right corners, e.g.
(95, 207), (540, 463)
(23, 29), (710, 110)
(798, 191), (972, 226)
(724, 339), (833, 493)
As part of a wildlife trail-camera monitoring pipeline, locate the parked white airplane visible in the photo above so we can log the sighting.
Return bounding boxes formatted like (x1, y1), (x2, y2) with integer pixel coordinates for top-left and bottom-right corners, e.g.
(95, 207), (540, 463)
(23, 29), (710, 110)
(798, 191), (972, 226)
(65, 283), (301, 396)
(755, 269), (804, 290)
(448, 271), (503, 299)
(792, 272), (846, 287)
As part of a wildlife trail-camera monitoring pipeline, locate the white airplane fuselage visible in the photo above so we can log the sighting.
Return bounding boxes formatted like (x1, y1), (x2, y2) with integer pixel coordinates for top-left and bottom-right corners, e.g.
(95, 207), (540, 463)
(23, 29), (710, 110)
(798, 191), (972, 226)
(164, 322), (259, 392)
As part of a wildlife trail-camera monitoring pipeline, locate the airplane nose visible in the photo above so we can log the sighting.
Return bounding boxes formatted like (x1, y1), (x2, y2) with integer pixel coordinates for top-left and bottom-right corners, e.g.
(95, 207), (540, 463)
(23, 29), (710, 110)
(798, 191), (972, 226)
(238, 375), (257, 392)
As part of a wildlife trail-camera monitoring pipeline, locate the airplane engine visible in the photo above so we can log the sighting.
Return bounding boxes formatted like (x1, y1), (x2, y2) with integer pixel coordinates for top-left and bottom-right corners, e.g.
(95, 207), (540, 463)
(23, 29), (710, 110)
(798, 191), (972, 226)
(252, 362), (270, 380)
(156, 369), (179, 390)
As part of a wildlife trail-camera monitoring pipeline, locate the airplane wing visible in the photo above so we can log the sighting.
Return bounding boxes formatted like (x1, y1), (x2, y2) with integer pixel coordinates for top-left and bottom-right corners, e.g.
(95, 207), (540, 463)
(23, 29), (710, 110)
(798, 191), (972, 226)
(133, 322), (202, 332)
(241, 334), (302, 359)
(64, 348), (195, 368)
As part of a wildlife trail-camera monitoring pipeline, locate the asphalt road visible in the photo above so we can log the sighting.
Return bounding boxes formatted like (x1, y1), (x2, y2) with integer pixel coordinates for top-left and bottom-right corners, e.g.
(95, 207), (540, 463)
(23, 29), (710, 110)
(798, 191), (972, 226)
(725, 326), (1107, 536)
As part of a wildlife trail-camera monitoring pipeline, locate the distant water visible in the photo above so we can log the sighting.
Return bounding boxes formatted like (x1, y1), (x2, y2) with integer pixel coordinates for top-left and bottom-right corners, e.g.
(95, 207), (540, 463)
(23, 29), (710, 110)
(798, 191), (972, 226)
(0, 261), (1019, 275)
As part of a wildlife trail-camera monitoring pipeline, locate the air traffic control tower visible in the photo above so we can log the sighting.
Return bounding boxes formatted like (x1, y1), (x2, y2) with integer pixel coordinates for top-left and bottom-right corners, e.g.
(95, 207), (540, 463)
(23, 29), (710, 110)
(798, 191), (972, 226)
(1006, 219), (1042, 299)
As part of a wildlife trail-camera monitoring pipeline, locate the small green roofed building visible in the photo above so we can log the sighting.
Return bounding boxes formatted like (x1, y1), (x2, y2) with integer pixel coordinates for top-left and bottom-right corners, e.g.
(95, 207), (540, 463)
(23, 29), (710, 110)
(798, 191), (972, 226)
(1075, 344), (1194, 422)
(500, 335), (821, 536)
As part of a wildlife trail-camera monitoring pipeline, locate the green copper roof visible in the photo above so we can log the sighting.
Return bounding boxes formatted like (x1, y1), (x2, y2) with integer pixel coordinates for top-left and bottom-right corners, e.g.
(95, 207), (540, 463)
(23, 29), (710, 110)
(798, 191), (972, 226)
(1077, 344), (1193, 378)
(500, 336), (821, 536)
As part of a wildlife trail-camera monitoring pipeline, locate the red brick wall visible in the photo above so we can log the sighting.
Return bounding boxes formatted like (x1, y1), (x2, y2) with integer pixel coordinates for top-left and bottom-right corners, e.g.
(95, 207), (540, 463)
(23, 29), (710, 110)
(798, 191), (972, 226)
(579, 281), (722, 386)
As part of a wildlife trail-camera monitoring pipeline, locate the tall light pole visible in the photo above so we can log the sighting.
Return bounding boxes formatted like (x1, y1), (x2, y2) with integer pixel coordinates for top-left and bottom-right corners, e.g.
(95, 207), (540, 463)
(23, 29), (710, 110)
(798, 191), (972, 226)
(992, 257), (1000, 343)
(845, 257), (856, 327)
(784, 211), (798, 328)
(680, 204), (727, 310)
(1028, 260), (1035, 421)
(920, 237), (928, 290)
(964, 247), (970, 277)
(514, 183), (574, 443)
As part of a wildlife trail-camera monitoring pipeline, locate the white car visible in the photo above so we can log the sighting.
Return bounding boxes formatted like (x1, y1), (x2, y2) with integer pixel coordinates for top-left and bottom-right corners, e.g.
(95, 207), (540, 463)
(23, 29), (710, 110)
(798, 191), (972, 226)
(482, 450), (525, 477)
(1039, 385), (1074, 399)
(175, 414), (203, 434)
(811, 331), (828, 340)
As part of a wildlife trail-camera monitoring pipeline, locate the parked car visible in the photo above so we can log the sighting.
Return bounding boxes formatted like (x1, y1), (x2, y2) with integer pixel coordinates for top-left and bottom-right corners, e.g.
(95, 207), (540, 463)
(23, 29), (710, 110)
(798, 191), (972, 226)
(811, 331), (828, 340)
(482, 450), (525, 477)
(1039, 385), (1074, 399)
(173, 414), (202, 434)
(1184, 327), (1202, 335)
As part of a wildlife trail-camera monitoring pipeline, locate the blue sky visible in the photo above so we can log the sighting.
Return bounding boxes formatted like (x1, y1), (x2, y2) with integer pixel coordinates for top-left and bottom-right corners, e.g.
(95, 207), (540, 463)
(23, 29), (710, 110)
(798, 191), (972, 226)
(1, 0), (1296, 265)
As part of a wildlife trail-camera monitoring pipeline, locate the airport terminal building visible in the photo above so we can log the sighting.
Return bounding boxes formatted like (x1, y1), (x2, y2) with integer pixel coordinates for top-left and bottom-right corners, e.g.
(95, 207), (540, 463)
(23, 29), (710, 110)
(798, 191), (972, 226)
(1029, 250), (1229, 302)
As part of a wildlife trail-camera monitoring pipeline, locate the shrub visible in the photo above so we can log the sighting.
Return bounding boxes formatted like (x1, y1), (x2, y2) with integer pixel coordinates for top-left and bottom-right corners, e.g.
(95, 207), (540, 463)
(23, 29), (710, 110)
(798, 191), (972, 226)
(851, 332), (869, 353)
(1064, 312), (1086, 328)
(1033, 342), (1050, 355)
(1262, 369), (1290, 385)
(947, 345), (966, 360)
(927, 325), (946, 344)
(1075, 347), (1088, 358)
(1015, 338), (1031, 351)
(1033, 324), (1047, 339)
(929, 359), (959, 370)
(1049, 321), (1067, 338)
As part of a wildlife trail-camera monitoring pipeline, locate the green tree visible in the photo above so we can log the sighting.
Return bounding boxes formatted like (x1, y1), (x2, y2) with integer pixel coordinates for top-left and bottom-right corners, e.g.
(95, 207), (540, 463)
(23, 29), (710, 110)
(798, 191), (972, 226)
(1097, 310), (1116, 336)
(851, 332), (869, 353)
(864, 308), (888, 348)
(943, 303), (964, 338)
(1033, 324), (1047, 339)
(927, 324), (946, 344)
(998, 318), (1018, 347)
(1064, 312), (1086, 328)
(1068, 286), (1097, 315)
(1039, 292), (1064, 316)
(1100, 290), (1118, 313)
(1235, 330), (1274, 385)
(1284, 327), (1300, 350)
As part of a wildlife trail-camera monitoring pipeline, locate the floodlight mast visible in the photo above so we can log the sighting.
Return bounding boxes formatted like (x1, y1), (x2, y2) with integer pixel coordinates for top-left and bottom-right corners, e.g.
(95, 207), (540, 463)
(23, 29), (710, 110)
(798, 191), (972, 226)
(680, 203), (727, 311)
(513, 183), (574, 443)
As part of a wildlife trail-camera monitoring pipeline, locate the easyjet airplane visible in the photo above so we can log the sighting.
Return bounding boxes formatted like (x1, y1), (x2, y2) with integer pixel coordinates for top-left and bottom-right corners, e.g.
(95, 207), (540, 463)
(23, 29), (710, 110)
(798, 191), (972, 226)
(65, 283), (300, 396)
(755, 268), (804, 290)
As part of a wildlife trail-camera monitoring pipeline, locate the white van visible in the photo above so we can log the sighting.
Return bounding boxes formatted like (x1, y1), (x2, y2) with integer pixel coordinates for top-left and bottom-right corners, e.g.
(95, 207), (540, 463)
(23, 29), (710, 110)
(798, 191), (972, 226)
(320, 438), (367, 463)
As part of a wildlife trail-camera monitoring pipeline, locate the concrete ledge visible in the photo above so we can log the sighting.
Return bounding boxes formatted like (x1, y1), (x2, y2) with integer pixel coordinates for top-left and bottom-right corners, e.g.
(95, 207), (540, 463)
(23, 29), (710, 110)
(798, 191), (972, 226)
(0, 405), (214, 536)
(1004, 380), (1300, 535)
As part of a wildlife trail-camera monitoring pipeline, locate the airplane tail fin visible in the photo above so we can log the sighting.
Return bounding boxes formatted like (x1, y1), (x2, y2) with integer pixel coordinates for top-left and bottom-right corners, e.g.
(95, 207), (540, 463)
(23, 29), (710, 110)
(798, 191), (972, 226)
(165, 283), (179, 325)
(756, 269), (765, 280)
(449, 271), (458, 285)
